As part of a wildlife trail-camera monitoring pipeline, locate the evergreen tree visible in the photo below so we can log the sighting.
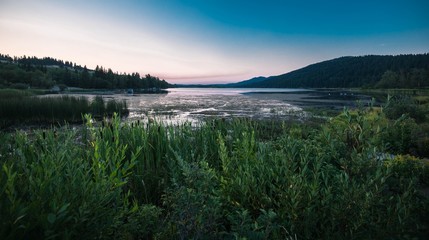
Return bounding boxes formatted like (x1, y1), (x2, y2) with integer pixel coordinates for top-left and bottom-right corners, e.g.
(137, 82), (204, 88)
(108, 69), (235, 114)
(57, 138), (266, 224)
(0, 53), (172, 89)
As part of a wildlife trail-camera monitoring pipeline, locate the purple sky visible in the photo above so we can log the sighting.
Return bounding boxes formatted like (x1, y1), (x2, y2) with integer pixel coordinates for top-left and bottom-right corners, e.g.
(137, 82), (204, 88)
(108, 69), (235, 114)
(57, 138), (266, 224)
(1, 0), (428, 84)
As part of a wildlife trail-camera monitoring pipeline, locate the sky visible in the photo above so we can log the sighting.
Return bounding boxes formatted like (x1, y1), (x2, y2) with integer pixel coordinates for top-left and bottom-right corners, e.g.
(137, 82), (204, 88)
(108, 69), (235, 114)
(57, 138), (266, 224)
(1, 0), (428, 84)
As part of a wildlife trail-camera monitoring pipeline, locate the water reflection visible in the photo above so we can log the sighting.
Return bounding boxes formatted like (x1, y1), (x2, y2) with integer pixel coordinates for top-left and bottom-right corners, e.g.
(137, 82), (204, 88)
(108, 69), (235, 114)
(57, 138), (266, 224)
(41, 88), (372, 125)
(45, 88), (304, 124)
(125, 88), (304, 124)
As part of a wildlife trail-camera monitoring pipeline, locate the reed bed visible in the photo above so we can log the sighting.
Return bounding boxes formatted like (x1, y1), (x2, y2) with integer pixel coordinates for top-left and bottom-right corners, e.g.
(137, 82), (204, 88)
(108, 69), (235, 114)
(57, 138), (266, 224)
(0, 91), (128, 128)
(0, 109), (428, 239)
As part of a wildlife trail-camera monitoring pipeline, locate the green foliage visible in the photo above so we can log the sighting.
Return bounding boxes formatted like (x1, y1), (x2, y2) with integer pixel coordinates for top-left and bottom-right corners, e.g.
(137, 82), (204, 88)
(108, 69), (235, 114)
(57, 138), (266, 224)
(414, 123), (429, 158)
(1, 110), (428, 239)
(379, 95), (429, 157)
(0, 54), (171, 90)
(0, 92), (128, 128)
(381, 116), (419, 154)
(108, 203), (162, 239)
(232, 54), (429, 88)
(384, 95), (426, 123)
(218, 122), (421, 238)
(228, 208), (290, 239)
(0, 88), (34, 98)
(376, 68), (429, 89)
(161, 159), (223, 239)
(385, 155), (429, 185)
(0, 124), (139, 239)
(376, 70), (401, 88)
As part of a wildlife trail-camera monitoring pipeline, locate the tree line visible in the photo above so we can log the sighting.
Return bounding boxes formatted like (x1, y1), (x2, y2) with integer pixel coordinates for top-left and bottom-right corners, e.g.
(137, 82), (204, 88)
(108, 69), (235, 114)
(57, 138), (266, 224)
(0, 53), (171, 90)
(232, 54), (429, 88)
(376, 68), (429, 88)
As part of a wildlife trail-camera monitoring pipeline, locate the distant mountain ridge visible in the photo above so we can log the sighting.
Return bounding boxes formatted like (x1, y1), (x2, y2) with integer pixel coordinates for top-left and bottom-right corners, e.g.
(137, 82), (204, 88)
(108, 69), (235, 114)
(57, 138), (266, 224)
(230, 54), (429, 88)
(233, 76), (267, 86)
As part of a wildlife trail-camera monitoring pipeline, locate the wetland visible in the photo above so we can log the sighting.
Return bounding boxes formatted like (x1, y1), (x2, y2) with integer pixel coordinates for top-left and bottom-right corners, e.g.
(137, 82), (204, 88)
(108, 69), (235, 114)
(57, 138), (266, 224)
(41, 88), (373, 124)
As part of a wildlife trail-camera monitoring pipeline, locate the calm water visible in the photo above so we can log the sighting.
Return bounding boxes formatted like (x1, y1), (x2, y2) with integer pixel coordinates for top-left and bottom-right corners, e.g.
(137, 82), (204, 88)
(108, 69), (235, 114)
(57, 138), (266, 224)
(57, 88), (307, 124)
(46, 87), (372, 124)
(167, 88), (309, 95)
(124, 88), (306, 124)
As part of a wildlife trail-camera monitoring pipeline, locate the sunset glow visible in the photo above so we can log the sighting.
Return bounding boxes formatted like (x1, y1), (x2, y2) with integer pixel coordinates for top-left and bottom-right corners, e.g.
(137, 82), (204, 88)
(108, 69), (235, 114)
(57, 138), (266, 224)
(1, 0), (428, 84)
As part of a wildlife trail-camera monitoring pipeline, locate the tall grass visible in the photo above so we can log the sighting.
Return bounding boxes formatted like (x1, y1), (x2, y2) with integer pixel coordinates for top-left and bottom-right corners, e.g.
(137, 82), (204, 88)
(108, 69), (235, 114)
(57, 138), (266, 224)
(0, 110), (428, 239)
(0, 89), (35, 98)
(0, 91), (128, 128)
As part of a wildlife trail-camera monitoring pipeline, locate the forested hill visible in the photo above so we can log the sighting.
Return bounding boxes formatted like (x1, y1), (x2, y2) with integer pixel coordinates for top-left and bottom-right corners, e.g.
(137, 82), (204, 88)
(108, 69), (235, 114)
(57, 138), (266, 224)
(231, 54), (429, 88)
(0, 53), (171, 90)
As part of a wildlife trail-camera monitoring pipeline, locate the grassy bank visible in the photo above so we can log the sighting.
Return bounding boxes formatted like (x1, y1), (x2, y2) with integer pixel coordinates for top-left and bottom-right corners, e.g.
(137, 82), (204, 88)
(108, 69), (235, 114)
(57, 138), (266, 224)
(1, 107), (428, 239)
(0, 89), (128, 129)
(356, 88), (429, 103)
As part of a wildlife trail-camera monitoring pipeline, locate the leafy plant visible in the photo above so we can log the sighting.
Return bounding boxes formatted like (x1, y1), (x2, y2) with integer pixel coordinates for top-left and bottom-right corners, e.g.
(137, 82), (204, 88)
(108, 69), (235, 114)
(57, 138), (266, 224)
(1, 109), (428, 239)
(384, 95), (426, 123)
(162, 157), (223, 239)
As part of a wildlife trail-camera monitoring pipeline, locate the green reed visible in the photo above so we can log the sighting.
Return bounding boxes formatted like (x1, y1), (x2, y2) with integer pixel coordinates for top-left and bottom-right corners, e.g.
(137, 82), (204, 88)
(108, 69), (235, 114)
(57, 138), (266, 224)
(0, 93), (128, 128)
(0, 110), (428, 239)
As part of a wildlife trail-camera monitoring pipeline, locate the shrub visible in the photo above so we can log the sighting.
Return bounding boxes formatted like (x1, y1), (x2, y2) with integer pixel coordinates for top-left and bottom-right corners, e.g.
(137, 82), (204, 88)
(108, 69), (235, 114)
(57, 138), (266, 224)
(384, 95), (426, 123)
(381, 116), (419, 155)
(0, 119), (140, 239)
(385, 154), (429, 186)
(108, 203), (162, 239)
(1, 111), (428, 239)
(161, 158), (223, 239)
(10, 83), (29, 89)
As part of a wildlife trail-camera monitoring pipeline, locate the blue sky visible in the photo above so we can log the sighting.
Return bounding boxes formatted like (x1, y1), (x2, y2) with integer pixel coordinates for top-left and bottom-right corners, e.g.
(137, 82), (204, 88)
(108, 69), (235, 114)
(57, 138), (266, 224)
(1, 0), (428, 84)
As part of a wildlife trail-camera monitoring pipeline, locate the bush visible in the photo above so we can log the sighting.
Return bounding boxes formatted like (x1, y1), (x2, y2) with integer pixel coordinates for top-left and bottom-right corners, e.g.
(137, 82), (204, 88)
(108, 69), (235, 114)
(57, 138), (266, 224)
(108, 204), (162, 239)
(385, 154), (429, 186)
(0, 115), (180, 239)
(417, 136), (429, 158)
(161, 159), (223, 239)
(1, 111), (428, 239)
(381, 116), (419, 155)
(0, 124), (140, 239)
(384, 95), (426, 123)
(10, 83), (29, 89)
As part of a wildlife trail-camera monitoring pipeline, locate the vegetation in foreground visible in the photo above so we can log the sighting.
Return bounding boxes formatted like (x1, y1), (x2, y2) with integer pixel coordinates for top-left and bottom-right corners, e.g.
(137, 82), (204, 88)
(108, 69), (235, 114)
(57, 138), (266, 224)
(1, 102), (428, 239)
(0, 89), (128, 129)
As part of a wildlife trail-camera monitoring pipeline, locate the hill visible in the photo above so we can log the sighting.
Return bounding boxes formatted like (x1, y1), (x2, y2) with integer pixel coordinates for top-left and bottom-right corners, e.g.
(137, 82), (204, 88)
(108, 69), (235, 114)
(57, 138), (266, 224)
(230, 76), (267, 87)
(0, 53), (171, 90)
(231, 54), (429, 88)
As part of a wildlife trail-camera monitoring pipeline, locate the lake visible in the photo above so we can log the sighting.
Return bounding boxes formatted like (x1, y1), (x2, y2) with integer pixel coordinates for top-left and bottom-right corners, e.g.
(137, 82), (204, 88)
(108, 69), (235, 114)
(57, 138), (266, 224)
(114, 88), (307, 124)
(51, 88), (372, 124)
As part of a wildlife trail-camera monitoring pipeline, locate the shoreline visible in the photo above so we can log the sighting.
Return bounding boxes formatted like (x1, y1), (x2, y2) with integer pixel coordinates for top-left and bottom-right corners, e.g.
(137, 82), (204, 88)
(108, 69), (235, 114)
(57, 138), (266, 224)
(244, 89), (374, 109)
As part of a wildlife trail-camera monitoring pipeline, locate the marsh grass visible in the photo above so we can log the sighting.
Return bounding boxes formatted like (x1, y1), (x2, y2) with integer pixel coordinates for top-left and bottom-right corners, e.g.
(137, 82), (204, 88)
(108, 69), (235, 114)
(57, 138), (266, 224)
(0, 89), (35, 98)
(0, 91), (128, 128)
(1, 109), (428, 239)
